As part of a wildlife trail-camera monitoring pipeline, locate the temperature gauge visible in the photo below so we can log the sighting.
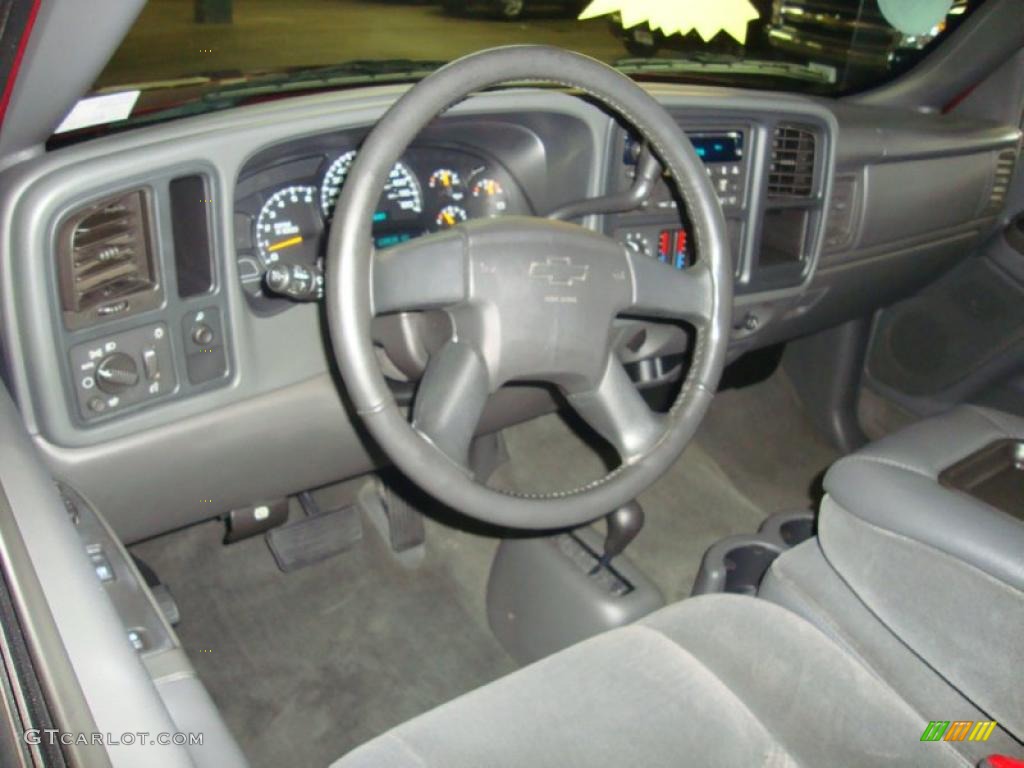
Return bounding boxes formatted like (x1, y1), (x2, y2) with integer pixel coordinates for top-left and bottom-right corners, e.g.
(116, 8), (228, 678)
(435, 205), (468, 229)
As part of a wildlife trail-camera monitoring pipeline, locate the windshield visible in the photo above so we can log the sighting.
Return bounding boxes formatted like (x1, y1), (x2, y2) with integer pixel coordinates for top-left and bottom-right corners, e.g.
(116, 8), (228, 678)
(69, 0), (981, 136)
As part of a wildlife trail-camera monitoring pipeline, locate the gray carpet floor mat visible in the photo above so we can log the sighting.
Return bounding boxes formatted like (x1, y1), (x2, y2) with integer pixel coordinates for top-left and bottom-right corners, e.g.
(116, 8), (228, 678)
(132, 515), (514, 768)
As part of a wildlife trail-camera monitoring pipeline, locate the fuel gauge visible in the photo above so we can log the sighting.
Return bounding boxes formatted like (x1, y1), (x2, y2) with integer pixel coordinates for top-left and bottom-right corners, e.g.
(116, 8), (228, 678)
(428, 169), (464, 201)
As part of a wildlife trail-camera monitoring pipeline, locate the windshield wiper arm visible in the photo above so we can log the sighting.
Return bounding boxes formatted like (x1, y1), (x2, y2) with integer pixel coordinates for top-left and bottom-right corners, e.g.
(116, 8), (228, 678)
(201, 58), (449, 98)
(283, 59), (449, 82)
(614, 55), (835, 84)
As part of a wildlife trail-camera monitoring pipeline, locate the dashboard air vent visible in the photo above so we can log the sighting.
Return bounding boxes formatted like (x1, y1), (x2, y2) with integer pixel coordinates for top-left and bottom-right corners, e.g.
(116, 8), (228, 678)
(769, 125), (816, 198)
(57, 189), (161, 330)
(984, 149), (1017, 216)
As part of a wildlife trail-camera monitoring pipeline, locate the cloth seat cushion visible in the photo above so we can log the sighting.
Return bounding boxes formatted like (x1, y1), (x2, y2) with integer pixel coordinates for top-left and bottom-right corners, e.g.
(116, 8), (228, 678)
(334, 594), (970, 767)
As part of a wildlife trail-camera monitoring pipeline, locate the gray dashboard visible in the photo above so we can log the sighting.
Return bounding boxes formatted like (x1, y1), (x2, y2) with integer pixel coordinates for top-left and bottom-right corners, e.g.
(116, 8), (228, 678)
(0, 83), (1017, 542)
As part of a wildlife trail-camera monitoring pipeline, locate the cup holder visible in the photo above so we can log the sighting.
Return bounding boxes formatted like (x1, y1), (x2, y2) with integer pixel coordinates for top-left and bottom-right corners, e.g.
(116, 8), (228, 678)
(691, 535), (784, 596)
(691, 510), (816, 597)
(759, 509), (816, 549)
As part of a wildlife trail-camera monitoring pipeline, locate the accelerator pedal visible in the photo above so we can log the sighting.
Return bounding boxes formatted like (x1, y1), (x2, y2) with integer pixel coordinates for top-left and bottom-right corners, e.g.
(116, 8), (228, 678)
(265, 497), (362, 573)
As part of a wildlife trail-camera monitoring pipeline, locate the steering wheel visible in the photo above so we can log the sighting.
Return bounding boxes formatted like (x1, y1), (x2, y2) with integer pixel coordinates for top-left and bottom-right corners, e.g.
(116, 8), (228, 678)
(326, 46), (732, 530)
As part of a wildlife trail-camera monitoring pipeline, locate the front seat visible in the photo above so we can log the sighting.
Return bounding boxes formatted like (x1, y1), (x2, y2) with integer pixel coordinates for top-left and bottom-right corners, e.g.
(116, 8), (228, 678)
(335, 593), (972, 767)
(336, 404), (1024, 767)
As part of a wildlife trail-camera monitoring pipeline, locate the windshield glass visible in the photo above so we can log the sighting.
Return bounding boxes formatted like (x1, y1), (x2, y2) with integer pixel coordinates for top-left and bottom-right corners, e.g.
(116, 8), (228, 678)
(72, 0), (981, 136)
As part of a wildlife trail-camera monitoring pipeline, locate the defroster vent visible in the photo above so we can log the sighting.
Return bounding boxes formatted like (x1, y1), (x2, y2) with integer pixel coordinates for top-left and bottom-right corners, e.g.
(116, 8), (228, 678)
(57, 189), (161, 330)
(984, 149), (1017, 216)
(769, 125), (817, 198)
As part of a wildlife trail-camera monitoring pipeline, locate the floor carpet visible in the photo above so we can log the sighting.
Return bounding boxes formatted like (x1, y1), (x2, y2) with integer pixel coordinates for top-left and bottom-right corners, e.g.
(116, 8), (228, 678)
(132, 368), (838, 767)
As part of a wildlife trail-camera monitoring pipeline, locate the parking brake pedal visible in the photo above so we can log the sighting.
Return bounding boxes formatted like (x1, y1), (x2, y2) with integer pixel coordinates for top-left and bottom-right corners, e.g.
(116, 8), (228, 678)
(265, 503), (362, 573)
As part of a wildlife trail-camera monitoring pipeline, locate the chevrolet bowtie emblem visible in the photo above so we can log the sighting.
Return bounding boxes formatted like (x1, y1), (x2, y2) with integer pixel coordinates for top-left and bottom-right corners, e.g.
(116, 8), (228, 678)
(528, 257), (589, 287)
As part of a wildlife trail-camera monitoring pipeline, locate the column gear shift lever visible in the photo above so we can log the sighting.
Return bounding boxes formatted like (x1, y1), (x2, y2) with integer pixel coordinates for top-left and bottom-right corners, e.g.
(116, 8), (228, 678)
(591, 501), (644, 573)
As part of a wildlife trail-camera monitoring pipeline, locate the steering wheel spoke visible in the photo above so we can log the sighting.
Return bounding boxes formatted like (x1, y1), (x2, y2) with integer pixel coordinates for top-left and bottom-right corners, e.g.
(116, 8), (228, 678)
(565, 355), (667, 465)
(371, 230), (467, 315)
(411, 339), (491, 469)
(625, 254), (715, 326)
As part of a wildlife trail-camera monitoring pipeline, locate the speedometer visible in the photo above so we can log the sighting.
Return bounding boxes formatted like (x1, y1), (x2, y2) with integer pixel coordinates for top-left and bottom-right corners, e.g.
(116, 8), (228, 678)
(320, 150), (423, 223)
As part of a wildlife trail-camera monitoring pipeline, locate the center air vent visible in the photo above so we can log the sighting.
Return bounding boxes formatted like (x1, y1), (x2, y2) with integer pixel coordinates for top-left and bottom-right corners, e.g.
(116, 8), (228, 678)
(57, 189), (161, 330)
(984, 149), (1017, 216)
(769, 125), (817, 198)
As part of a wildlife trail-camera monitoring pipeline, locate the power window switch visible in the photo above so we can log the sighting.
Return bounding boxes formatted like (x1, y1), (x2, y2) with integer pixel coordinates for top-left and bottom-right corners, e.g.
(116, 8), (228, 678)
(127, 629), (147, 652)
(88, 548), (115, 583)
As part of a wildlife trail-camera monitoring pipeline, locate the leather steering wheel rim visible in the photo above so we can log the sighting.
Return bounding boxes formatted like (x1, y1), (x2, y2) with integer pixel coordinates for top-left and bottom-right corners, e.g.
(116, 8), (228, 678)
(326, 45), (733, 530)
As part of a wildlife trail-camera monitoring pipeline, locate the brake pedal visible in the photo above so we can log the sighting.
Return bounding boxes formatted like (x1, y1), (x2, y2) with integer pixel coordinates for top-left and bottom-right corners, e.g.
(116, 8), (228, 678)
(265, 504), (362, 573)
(359, 479), (426, 559)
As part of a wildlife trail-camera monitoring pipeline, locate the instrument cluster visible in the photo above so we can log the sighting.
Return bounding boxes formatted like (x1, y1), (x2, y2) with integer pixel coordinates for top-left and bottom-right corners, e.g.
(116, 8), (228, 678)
(234, 145), (529, 313)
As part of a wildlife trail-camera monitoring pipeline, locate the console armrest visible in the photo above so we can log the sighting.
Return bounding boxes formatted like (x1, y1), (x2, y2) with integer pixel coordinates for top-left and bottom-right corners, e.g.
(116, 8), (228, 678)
(824, 405), (1024, 589)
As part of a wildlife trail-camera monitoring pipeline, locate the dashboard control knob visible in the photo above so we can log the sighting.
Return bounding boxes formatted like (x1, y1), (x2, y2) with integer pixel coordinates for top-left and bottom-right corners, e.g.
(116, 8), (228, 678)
(95, 352), (139, 394)
(191, 324), (215, 346)
(264, 262), (323, 301)
(265, 263), (291, 294)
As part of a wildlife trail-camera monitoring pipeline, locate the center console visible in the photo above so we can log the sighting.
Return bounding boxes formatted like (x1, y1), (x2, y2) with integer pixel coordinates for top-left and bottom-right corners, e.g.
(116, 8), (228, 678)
(609, 114), (829, 299)
(761, 405), (1024, 760)
(611, 126), (750, 274)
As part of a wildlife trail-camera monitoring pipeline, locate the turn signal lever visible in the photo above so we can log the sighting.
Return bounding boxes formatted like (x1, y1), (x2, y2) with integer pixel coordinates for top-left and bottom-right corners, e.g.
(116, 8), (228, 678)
(591, 501), (644, 574)
(265, 262), (324, 301)
(547, 144), (662, 221)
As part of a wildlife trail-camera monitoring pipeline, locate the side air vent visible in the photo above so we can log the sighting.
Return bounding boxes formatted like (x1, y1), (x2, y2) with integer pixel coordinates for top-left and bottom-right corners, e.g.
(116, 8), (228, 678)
(984, 149), (1017, 216)
(768, 125), (817, 198)
(57, 189), (161, 330)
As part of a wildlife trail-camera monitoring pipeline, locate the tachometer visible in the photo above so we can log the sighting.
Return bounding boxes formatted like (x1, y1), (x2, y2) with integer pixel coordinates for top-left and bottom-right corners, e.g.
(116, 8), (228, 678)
(255, 185), (322, 270)
(320, 150), (423, 223)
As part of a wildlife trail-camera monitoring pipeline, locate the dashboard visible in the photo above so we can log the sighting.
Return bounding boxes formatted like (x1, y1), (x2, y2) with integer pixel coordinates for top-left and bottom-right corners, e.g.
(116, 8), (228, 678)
(0, 84), (1018, 542)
